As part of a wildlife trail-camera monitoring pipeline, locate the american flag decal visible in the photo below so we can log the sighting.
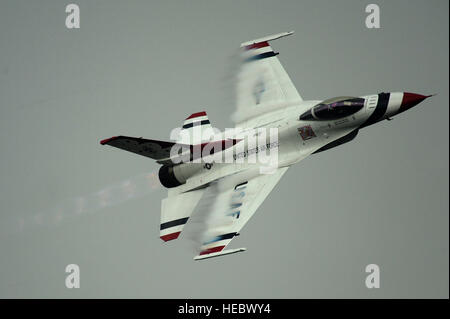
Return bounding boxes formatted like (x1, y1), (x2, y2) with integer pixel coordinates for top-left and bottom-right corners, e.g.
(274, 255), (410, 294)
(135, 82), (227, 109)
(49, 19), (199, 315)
(298, 125), (316, 141)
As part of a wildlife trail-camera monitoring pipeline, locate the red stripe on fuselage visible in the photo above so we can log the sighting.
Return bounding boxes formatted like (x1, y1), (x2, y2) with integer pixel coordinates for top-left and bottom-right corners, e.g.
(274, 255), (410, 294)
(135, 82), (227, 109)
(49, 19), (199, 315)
(190, 139), (242, 153)
(189, 139), (242, 160)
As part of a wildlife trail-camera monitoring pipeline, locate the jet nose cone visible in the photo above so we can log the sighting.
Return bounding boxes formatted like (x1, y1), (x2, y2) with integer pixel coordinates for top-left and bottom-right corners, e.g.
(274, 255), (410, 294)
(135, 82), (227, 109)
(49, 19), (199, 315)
(399, 92), (431, 113)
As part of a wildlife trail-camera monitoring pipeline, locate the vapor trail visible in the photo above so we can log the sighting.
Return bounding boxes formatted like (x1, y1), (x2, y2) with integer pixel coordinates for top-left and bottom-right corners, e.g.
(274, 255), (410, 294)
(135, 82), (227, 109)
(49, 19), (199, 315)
(1, 171), (161, 236)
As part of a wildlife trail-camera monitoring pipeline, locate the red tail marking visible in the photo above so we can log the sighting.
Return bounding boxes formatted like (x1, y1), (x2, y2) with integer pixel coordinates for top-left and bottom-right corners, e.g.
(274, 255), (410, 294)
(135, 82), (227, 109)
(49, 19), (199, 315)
(186, 111), (207, 120)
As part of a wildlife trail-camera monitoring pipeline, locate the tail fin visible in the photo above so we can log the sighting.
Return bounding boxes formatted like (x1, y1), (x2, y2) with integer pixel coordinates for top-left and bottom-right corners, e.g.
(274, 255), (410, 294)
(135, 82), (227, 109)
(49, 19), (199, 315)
(177, 111), (214, 145)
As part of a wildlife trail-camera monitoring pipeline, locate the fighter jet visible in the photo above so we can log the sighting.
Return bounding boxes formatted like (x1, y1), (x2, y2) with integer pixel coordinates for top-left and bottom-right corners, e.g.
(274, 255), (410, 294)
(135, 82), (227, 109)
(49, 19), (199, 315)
(100, 31), (432, 260)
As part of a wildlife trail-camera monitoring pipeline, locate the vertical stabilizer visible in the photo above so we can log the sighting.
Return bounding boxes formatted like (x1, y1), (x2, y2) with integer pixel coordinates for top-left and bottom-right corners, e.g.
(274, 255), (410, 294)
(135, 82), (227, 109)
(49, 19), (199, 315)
(177, 111), (214, 145)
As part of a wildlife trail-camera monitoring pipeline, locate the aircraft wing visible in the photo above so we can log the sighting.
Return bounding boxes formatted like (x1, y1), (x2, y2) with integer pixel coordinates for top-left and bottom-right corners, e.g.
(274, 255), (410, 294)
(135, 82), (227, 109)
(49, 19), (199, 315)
(235, 31), (302, 127)
(192, 166), (289, 260)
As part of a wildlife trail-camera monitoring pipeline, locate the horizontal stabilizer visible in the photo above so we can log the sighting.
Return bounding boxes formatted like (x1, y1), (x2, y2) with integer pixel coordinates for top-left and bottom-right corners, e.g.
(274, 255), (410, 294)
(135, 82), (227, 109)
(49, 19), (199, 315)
(100, 135), (241, 165)
(160, 189), (205, 242)
(100, 136), (179, 162)
(193, 248), (247, 261)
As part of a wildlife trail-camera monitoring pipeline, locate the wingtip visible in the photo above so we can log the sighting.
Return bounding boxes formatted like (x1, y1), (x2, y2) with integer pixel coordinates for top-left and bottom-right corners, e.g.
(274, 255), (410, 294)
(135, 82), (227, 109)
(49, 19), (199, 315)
(240, 31), (296, 48)
(100, 136), (119, 145)
(193, 248), (247, 261)
(160, 232), (181, 242)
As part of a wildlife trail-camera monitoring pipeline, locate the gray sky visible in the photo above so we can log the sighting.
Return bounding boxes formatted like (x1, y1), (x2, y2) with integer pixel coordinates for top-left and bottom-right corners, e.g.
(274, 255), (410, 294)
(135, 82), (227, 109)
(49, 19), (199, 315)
(0, 0), (448, 298)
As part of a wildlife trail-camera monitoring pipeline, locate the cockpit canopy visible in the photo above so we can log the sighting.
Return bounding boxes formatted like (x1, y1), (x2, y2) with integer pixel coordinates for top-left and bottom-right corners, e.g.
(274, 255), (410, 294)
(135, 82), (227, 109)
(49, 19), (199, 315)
(300, 96), (365, 121)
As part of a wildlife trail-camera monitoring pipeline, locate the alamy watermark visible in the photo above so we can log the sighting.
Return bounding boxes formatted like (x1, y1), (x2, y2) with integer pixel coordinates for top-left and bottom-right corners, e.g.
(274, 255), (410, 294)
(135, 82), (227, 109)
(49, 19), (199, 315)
(65, 4), (80, 29)
(365, 264), (380, 289)
(365, 4), (380, 29)
(168, 126), (280, 174)
(65, 264), (80, 289)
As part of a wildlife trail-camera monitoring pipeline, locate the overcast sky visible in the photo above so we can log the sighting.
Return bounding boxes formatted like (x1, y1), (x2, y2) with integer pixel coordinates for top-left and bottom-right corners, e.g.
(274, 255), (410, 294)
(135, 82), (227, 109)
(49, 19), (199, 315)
(0, 0), (448, 298)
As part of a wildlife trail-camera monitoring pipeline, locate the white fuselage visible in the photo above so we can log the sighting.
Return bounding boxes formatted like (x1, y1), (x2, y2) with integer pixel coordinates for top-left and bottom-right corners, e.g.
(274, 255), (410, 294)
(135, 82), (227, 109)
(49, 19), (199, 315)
(169, 92), (408, 195)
